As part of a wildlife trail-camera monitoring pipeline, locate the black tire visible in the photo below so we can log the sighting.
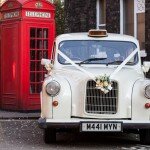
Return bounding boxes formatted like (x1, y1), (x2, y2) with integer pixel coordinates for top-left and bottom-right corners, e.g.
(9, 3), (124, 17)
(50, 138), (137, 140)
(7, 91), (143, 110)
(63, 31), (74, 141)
(140, 129), (150, 145)
(44, 128), (56, 144)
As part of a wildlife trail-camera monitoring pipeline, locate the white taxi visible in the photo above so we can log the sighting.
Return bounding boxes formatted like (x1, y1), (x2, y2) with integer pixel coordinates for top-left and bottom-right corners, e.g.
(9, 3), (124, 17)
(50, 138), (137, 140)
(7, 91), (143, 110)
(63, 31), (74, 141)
(38, 30), (150, 144)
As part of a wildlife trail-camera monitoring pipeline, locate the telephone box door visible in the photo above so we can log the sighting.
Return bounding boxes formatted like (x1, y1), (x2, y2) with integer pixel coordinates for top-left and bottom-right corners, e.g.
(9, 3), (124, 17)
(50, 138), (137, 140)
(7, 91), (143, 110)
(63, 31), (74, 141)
(22, 23), (54, 109)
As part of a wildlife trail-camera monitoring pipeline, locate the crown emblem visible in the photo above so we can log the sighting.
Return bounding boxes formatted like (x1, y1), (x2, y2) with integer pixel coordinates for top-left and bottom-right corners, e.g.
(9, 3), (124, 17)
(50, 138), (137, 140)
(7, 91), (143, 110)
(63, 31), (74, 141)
(35, 2), (43, 8)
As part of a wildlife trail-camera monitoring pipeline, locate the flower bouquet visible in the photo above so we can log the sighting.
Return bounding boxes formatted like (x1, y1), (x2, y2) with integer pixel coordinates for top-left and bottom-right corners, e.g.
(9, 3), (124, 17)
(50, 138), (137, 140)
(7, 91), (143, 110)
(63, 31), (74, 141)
(45, 63), (53, 72)
(95, 74), (112, 94)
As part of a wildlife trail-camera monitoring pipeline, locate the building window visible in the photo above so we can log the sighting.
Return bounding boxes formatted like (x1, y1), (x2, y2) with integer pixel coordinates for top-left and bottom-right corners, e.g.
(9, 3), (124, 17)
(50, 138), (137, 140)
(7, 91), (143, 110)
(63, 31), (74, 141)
(137, 0), (145, 50)
(120, 0), (145, 50)
(123, 0), (134, 36)
(96, 0), (106, 29)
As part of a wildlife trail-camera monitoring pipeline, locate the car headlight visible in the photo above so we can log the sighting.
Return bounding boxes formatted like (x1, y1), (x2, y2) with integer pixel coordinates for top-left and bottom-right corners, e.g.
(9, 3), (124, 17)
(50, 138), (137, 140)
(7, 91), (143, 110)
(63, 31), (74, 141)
(46, 81), (60, 97)
(145, 85), (150, 99)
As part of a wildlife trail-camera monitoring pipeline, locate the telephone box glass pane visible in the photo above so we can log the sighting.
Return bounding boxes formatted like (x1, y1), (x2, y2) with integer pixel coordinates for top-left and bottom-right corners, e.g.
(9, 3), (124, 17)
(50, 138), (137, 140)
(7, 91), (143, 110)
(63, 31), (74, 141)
(30, 28), (36, 38)
(43, 40), (48, 49)
(30, 51), (36, 60)
(30, 40), (36, 49)
(37, 28), (42, 38)
(36, 61), (42, 71)
(30, 62), (35, 71)
(37, 40), (43, 49)
(30, 72), (35, 82)
(37, 51), (43, 60)
(43, 29), (48, 38)
(43, 51), (48, 58)
(30, 28), (49, 94)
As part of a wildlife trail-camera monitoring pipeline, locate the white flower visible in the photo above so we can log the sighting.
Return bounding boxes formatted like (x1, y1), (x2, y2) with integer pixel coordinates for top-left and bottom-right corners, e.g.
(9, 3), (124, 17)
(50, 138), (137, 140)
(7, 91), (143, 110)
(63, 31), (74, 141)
(45, 64), (53, 71)
(96, 82), (103, 88)
(100, 88), (105, 92)
(103, 81), (108, 87)
(96, 80), (100, 84)
(107, 84), (112, 90)
(104, 89), (109, 94)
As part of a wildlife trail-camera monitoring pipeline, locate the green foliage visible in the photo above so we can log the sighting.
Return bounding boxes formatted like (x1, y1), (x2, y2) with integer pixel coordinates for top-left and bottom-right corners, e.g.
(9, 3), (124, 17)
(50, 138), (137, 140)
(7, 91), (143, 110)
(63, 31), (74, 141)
(95, 74), (110, 83)
(53, 0), (64, 35)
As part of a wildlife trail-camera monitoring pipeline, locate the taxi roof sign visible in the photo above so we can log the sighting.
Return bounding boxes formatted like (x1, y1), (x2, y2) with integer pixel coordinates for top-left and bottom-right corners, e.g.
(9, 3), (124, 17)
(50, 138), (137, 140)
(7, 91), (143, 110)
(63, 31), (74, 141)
(88, 29), (108, 37)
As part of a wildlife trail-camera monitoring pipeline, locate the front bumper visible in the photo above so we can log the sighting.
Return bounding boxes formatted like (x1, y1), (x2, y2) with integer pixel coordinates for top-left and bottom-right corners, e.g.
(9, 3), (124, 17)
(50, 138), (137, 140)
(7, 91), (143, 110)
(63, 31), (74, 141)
(38, 118), (150, 130)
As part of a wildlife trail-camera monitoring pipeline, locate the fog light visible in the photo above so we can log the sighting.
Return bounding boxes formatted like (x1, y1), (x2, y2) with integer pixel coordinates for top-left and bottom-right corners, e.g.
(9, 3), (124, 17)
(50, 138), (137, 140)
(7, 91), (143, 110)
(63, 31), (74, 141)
(145, 103), (150, 109)
(52, 101), (58, 107)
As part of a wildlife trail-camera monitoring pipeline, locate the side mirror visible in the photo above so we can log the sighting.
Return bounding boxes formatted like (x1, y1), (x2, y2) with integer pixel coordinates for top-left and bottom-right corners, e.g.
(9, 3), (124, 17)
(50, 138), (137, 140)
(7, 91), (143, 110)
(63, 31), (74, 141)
(41, 59), (53, 72)
(140, 50), (147, 58)
(142, 61), (150, 73)
(41, 59), (51, 66)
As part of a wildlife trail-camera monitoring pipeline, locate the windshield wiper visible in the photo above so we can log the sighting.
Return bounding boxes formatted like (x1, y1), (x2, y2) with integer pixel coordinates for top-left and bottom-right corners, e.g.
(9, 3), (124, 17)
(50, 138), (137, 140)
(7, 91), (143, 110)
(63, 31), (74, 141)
(79, 58), (107, 66)
(106, 60), (133, 66)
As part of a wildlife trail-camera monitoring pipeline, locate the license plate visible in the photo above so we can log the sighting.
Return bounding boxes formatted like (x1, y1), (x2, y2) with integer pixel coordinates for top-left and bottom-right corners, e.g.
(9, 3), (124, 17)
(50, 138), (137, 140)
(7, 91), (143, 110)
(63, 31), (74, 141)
(81, 122), (122, 132)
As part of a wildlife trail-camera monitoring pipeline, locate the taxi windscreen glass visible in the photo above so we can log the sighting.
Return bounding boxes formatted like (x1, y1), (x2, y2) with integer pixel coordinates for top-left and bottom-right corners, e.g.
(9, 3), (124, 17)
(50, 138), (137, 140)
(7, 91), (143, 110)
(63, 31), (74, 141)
(58, 40), (138, 65)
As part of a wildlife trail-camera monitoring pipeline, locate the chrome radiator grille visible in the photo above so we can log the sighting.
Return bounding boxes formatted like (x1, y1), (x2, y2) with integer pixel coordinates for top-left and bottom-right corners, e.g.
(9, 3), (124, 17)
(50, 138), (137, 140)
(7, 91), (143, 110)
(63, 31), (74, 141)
(85, 80), (118, 114)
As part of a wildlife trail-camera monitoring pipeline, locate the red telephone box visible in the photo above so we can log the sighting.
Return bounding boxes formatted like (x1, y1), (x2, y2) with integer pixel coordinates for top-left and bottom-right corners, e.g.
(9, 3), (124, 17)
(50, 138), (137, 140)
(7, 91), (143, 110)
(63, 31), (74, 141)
(0, 0), (55, 110)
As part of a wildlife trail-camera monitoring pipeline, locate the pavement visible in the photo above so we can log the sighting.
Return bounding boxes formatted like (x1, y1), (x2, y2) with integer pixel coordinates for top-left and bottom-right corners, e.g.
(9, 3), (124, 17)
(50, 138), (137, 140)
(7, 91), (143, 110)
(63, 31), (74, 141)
(0, 110), (40, 119)
(0, 119), (147, 150)
(0, 110), (150, 149)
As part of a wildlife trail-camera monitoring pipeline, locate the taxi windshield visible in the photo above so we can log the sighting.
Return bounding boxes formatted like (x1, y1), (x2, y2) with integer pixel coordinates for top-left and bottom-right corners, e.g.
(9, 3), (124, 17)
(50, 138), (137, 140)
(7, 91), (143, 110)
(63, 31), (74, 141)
(58, 40), (138, 65)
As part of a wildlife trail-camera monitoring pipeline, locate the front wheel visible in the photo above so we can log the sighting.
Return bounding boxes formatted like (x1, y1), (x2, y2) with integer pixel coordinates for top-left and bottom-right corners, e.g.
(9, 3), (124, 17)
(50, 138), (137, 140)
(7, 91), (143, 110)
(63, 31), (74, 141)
(44, 128), (56, 144)
(140, 129), (150, 145)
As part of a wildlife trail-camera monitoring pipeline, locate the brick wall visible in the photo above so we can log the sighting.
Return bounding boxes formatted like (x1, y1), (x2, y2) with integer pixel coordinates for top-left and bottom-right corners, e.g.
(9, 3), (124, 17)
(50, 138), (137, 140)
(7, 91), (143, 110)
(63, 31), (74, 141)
(106, 0), (120, 33)
(64, 0), (96, 33)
